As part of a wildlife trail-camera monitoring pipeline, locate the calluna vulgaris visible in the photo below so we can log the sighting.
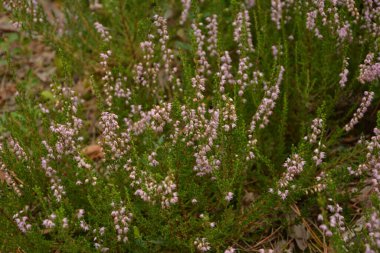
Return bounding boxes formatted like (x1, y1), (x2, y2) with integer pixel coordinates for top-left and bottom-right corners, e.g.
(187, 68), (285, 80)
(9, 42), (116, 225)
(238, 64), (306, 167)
(1, 0), (380, 252)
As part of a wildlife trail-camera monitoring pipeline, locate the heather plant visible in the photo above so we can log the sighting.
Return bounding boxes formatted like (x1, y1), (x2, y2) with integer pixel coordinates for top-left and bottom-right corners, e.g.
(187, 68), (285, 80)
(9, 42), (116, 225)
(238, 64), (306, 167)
(1, 0), (380, 252)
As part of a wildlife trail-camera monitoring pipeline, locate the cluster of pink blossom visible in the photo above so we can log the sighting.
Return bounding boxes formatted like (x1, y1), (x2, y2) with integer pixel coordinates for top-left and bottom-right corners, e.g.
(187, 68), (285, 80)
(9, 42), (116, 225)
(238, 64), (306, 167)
(134, 35), (159, 88)
(245, 0), (255, 8)
(224, 246), (236, 253)
(49, 85), (81, 114)
(344, 91), (374, 132)
(339, 57), (349, 88)
(42, 213), (57, 229)
(276, 153), (306, 200)
(148, 151), (159, 167)
(358, 53), (380, 84)
(124, 102), (172, 135)
(222, 99), (237, 132)
(111, 202), (133, 243)
(232, 10), (254, 54)
(50, 116), (83, 157)
(153, 15), (178, 85)
(217, 51), (235, 94)
(176, 103), (220, 176)
(205, 15), (218, 57)
(318, 203), (347, 241)
(365, 209), (380, 252)
(134, 15), (179, 93)
(94, 21), (112, 42)
(305, 0), (360, 42)
(304, 118), (323, 144)
(306, 10), (323, 39)
(76, 209), (90, 231)
(93, 226), (109, 252)
(180, 0), (191, 25)
(114, 75), (132, 104)
(99, 112), (128, 158)
(7, 136), (27, 160)
(225, 192), (234, 202)
(157, 175), (179, 208)
(362, 0), (380, 37)
(194, 237), (211, 252)
(41, 157), (66, 202)
(13, 206), (32, 233)
(0, 162), (22, 196)
(271, 0), (283, 30)
(258, 249), (274, 253)
(247, 66), (284, 160)
(125, 160), (178, 208)
(236, 56), (252, 97)
(312, 147), (326, 166)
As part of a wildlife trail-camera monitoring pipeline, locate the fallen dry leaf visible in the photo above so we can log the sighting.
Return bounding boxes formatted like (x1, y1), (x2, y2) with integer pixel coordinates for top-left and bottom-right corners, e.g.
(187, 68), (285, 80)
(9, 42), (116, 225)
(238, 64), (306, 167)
(82, 144), (104, 160)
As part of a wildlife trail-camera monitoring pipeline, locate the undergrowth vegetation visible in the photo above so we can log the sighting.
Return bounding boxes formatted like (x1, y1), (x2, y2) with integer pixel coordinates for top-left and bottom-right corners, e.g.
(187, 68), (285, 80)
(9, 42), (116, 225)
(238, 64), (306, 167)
(0, 0), (380, 252)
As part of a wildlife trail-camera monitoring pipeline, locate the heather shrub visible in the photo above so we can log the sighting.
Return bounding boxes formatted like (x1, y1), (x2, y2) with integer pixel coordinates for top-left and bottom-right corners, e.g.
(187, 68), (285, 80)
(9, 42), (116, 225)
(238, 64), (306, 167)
(1, 0), (380, 252)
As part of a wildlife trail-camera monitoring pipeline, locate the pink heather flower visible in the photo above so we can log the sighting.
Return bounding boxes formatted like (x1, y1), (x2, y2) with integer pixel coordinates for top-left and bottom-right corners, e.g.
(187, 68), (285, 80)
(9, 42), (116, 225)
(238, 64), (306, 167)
(236, 56), (252, 97)
(77, 209), (85, 219)
(41, 158), (65, 202)
(205, 15), (218, 57)
(217, 51), (235, 94)
(192, 22), (210, 76)
(344, 91), (374, 132)
(62, 218), (69, 228)
(0, 162), (22, 196)
(8, 136), (27, 160)
(224, 246), (235, 253)
(232, 10), (254, 54)
(271, 45), (278, 59)
(194, 237), (211, 252)
(94, 22), (112, 42)
(245, 0), (255, 8)
(312, 148), (326, 166)
(339, 58), (349, 88)
(222, 99), (237, 132)
(180, 0), (191, 25)
(358, 53), (380, 84)
(13, 207), (32, 233)
(111, 203), (133, 243)
(80, 220), (90, 231)
(225, 192), (234, 202)
(247, 66), (284, 160)
(271, 0), (283, 30)
(276, 154), (305, 200)
(337, 22), (352, 42)
(304, 118), (323, 144)
(365, 210), (380, 251)
(42, 213), (56, 229)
